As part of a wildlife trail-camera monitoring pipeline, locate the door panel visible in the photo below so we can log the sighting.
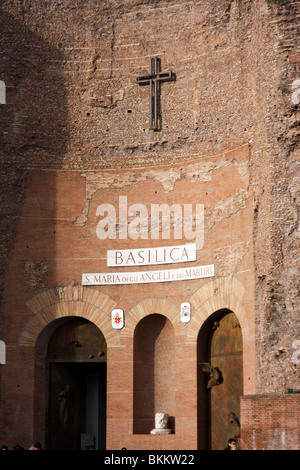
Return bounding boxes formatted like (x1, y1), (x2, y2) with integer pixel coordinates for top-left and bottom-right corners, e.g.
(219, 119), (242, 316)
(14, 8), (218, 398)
(208, 312), (243, 450)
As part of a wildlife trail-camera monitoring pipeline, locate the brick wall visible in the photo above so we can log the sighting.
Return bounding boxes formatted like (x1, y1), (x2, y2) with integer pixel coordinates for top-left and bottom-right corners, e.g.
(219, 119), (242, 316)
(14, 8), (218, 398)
(240, 394), (300, 450)
(0, 0), (299, 450)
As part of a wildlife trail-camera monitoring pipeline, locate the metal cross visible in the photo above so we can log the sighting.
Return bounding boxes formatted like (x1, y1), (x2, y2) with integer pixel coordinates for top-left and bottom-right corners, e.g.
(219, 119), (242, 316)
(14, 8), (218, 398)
(136, 57), (175, 131)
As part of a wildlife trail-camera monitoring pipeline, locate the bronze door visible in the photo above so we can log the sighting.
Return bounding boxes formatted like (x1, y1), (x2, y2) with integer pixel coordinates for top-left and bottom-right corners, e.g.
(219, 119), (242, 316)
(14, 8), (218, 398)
(198, 311), (243, 450)
(208, 312), (243, 449)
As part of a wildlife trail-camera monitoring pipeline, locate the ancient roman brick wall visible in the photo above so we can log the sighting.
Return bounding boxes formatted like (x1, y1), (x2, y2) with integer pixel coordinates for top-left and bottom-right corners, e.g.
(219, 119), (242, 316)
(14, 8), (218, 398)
(0, 0), (299, 450)
(247, 0), (300, 395)
(241, 394), (300, 450)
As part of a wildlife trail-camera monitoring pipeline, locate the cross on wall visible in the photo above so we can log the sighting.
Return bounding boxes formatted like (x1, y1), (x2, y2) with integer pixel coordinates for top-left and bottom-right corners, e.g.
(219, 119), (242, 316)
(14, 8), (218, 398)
(136, 57), (175, 131)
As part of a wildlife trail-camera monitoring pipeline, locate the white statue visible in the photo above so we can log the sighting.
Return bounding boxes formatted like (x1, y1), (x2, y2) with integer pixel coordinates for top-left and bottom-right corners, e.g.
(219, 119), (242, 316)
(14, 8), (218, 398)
(150, 413), (171, 435)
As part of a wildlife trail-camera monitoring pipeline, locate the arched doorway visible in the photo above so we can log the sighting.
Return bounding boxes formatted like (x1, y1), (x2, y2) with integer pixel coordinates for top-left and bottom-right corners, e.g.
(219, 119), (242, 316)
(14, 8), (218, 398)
(197, 309), (243, 450)
(45, 317), (107, 450)
(133, 314), (175, 434)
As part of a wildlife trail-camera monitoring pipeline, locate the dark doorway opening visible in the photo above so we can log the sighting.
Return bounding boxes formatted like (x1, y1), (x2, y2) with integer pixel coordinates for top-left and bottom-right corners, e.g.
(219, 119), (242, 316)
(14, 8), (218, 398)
(44, 317), (107, 450)
(49, 361), (106, 450)
(197, 310), (243, 450)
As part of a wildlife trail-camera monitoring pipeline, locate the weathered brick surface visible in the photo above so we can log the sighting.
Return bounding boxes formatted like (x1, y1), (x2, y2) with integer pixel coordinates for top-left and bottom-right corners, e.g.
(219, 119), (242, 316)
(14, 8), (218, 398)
(240, 394), (300, 450)
(0, 0), (299, 450)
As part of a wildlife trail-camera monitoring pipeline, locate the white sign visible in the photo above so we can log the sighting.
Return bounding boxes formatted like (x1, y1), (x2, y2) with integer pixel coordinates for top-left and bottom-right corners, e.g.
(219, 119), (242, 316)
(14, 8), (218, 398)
(82, 264), (214, 286)
(292, 340), (300, 365)
(0, 81), (6, 105)
(291, 78), (300, 105)
(180, 302), (191, 323)
(111, 309), (124, 329)
(0, 340), (6, 364)
(107, 243), (197, 267)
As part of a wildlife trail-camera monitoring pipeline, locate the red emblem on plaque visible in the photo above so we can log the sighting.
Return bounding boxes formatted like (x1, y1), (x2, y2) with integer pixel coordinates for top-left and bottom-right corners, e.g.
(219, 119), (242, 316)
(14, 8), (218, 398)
(112, 309), (124, 329)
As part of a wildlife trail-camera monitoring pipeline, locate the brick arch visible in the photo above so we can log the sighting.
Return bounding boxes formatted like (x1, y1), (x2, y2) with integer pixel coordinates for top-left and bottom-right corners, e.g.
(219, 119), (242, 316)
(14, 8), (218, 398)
(187, 276), (249, 341)
(130, 298), (177, 434)
(19, 284), (118, 347)
(185, 275), (256, 394)
(124, 297), (180, 338)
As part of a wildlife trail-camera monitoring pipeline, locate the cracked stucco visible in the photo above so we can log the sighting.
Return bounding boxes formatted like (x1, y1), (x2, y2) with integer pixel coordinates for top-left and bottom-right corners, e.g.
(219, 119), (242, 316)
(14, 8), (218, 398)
(73, 147), (249, 227)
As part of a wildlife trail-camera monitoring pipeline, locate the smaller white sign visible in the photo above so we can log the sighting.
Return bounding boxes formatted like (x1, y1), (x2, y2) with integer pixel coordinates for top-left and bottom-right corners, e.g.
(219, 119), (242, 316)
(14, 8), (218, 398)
(107, 243), (197, 267)
(82, 264), (214, 286)
(0, 340), (6, 364)
(111, 309), (124, 329)
(180, 302), (191, 323)
(0, 81), (6, 105)
(292, 340), (300, 365)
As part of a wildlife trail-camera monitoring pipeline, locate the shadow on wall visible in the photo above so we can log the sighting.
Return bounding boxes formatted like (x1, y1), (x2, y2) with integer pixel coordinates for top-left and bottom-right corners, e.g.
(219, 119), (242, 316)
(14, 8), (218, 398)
(0, 5), (68, 314)
(0, 4), (68, 447)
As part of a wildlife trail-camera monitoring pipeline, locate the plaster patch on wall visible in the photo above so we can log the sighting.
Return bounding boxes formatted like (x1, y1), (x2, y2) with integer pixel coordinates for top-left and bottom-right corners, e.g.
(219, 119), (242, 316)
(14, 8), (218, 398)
(205, 188), (249, 231)
(291, 79), (300, 105)
(25, 261), (48, 289)
(73, 154), (247, 226)
(292, 340), (300, 365)
(212, 241), (251, 276)
(236, 159), (249, 178)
